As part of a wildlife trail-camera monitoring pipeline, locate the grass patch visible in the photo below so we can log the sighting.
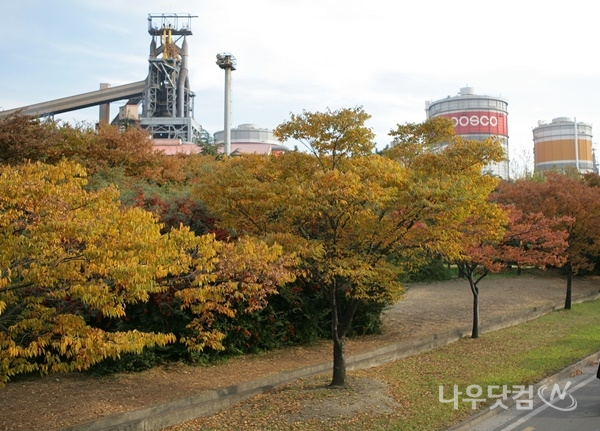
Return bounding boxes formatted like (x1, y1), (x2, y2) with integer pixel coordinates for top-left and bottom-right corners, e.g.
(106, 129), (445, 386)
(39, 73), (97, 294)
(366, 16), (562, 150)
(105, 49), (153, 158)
(480, 266), (563, 281)
(171, 298), (600, 431)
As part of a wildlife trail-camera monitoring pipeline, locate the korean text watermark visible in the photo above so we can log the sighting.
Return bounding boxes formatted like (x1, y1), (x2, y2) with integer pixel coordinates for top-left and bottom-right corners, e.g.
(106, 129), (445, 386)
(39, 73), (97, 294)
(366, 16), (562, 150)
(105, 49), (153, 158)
(439, 382), (577, 411)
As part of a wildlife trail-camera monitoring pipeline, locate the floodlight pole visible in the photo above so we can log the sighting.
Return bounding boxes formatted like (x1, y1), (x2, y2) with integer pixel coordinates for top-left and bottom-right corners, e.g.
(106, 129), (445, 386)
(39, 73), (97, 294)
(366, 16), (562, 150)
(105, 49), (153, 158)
(216, 53), (236, 156)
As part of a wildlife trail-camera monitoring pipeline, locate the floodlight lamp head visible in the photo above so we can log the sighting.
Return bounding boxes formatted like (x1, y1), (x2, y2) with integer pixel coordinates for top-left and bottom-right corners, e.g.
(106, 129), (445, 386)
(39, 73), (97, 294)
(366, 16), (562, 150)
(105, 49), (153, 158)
(216, 53), (237, 71)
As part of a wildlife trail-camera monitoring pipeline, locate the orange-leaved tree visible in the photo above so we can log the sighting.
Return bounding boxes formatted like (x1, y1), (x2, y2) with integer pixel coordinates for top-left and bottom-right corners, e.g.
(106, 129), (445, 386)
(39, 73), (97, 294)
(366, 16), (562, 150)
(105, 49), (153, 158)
(194, 110), (506, 386)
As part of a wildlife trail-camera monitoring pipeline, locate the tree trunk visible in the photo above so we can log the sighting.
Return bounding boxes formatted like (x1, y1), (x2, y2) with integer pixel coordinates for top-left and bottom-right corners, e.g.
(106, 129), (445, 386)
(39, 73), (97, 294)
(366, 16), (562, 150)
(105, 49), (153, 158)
(328, 285), (359, 387)
(329, 284), (346, 387)
(469, 277), (480, 339)
(331, 330), (346, 387)
(564, 264), (573, 310)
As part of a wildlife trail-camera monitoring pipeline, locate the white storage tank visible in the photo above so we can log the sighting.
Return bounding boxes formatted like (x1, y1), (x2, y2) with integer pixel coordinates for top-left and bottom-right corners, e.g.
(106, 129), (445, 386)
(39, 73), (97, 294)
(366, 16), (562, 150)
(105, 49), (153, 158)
(214, 124), (288, 155)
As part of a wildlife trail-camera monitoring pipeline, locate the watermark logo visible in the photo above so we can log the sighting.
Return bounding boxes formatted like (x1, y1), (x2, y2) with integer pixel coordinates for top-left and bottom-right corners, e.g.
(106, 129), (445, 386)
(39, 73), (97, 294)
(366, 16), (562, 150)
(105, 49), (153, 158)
(439, 382), (577, 411)
(537, 381), (577, 411)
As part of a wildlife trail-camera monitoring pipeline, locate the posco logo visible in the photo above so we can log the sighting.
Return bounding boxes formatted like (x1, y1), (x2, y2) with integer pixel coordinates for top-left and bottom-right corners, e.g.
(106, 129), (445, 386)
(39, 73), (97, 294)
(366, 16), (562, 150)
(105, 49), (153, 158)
(450, 115), (498, 127)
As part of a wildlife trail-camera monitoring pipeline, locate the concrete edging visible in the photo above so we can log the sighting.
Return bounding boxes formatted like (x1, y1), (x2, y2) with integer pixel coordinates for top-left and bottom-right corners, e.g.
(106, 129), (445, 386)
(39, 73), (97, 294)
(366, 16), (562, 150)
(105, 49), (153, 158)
(62, 291), (600, 431)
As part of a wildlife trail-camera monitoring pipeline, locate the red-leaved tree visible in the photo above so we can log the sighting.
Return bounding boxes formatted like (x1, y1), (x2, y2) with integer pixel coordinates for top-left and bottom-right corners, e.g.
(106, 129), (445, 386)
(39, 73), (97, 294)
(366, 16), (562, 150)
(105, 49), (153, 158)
(448, 204), (569, 337)
(493, 173), (600, 309)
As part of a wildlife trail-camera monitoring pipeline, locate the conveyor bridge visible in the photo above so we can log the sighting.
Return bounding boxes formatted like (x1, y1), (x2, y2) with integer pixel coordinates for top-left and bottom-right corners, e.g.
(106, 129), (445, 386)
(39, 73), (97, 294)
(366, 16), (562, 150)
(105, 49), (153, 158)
(0, 80), (146, 118)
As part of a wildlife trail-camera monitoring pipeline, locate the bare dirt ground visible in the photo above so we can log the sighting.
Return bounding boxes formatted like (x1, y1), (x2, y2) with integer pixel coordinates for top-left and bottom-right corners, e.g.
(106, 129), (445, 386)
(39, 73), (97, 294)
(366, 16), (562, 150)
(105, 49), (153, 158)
(1, 272), (599, 431)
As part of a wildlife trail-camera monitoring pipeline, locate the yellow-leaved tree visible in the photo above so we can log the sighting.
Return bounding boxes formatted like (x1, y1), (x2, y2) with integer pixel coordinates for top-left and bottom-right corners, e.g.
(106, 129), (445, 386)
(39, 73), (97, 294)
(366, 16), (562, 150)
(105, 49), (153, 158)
(194, 110), (505, 387)
(0, 160), (295, 385)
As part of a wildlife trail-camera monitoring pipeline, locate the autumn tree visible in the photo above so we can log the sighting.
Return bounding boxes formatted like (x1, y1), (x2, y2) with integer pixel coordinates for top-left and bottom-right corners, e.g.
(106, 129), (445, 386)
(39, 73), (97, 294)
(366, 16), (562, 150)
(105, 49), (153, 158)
(383, 115), (457, 165)
(194, 110), (505, 386)
(0, 161), (180, 383)
(173, 236), (296, 352)
(0, 114), (63, 165)
(446, 205), (569, 338)
(121, 185), (228, 239)
(0, 161), (294, 384)
(383, 117), (508, 268)
(0, 114), (223, 234)
(0, 114), (192, 188)
(493, 173), (600, 309)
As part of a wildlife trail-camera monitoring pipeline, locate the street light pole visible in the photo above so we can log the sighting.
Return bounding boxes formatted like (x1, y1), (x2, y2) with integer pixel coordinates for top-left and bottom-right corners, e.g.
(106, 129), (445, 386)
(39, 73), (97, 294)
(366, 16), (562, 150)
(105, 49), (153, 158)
(216, 53), (236, 156)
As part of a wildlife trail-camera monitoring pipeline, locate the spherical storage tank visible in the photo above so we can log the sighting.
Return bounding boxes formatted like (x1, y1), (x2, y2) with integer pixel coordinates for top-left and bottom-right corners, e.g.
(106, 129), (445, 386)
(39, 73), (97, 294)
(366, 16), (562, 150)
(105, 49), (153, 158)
(533, 117), (594, 173)
(425, 87), (509, 180)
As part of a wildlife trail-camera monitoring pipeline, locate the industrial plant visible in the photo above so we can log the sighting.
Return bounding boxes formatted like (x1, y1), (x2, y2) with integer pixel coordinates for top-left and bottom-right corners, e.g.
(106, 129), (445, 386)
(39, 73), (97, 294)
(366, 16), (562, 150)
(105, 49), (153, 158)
(0, 14), (206, 154)
(0, 13), (290, 156)
(0, 15), (596, 169)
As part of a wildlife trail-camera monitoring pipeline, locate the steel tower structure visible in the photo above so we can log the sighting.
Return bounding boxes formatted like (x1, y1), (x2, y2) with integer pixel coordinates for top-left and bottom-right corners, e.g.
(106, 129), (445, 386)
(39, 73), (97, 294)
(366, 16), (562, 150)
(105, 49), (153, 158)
(140, 13), (204, 143)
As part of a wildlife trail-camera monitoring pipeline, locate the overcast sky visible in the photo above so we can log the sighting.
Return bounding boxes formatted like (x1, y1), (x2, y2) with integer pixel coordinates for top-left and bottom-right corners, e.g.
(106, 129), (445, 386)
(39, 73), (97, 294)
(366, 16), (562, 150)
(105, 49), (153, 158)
(1, 0), (598, 171)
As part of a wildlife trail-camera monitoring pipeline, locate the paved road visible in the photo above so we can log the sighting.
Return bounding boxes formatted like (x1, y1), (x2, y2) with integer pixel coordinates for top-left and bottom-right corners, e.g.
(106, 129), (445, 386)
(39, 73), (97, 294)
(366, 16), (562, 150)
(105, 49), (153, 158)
(471, 358), (600, 431)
